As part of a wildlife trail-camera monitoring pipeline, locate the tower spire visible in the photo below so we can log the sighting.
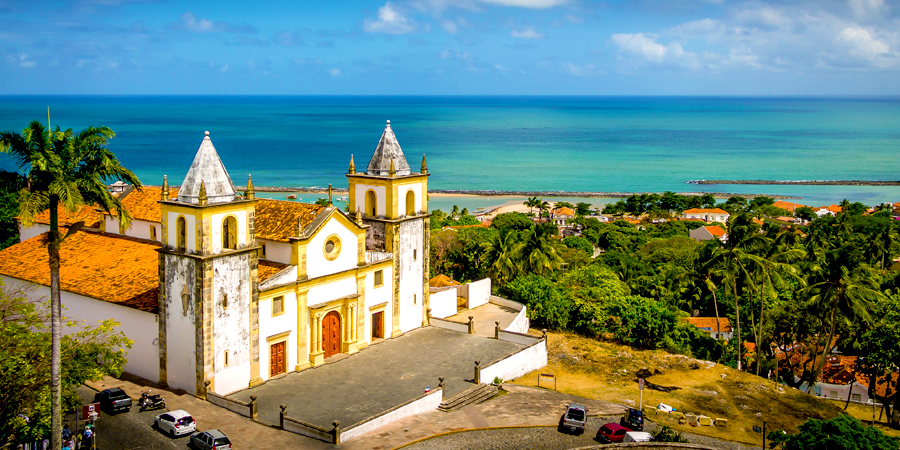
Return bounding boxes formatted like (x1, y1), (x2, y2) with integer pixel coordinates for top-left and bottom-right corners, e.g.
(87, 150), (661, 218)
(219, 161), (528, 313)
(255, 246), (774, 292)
(348, 154), (356, 174)
(328, 184), (333, 206)
(161, 175), (169, 201)
(245, 174), (255, 199)
(198, 180), (208, 206)
(421, 154), (427, 174)
(389, 159), (396, 177)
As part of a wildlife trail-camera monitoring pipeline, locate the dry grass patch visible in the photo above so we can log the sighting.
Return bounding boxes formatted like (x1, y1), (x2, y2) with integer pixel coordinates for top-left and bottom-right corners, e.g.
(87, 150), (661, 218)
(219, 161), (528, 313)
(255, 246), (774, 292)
(513, 330), (853, 446)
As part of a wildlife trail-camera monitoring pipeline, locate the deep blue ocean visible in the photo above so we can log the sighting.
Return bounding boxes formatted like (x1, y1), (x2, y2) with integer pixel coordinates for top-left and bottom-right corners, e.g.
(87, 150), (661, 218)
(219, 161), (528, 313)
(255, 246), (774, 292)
(0, 96), (898, 209)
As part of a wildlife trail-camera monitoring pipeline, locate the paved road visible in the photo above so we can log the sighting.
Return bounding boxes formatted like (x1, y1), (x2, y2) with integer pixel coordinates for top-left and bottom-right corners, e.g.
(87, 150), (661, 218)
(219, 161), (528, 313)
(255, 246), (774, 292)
(400, 415), (763, 450)
(75, 386), (190, 450)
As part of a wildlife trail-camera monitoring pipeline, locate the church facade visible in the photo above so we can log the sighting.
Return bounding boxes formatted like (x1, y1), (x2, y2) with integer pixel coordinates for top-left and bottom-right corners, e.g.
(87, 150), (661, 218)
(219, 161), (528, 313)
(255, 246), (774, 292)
(0, 121), (431, 396)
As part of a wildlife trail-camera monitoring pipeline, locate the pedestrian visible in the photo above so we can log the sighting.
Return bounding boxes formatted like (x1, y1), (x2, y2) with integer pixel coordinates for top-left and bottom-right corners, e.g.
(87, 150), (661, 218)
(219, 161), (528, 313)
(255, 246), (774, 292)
(62, 439), (72, 450)
(62, 424), (72, 442)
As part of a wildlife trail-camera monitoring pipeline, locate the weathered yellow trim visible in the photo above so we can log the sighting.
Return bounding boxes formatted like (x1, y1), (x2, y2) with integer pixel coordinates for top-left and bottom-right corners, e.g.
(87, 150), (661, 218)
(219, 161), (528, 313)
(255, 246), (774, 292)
(322, 233), (342, 261)
(271, 295), (286, 317)
(266, 330), (291, 343)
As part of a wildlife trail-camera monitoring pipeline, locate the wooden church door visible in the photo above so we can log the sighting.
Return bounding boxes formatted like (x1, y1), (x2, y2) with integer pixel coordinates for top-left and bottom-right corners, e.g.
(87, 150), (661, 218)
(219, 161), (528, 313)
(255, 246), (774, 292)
(323, 311), (341, 358)
(270, 341), (285, 376)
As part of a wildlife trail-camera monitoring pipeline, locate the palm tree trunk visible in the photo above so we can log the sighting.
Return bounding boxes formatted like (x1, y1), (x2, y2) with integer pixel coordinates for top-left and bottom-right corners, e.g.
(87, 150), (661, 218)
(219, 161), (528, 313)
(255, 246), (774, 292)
(845, 378), (855, 410)
(756, 284), (765, 376)
(814, 306), (839, 391)
(733, 277), (742, 371)
(50, 196), (62, 450)
(712, 288), (721, 341)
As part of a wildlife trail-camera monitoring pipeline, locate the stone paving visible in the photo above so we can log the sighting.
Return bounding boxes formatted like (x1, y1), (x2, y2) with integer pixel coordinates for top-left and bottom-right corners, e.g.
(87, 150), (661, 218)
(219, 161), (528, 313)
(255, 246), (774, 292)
(447, 303), (520, 337)
(229, 326), (526, 429)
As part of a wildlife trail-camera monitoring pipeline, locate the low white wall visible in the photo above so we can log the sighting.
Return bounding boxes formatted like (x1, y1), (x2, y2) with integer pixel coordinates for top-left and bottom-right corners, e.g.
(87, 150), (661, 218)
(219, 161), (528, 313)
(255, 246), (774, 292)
(207, 392), (251, 417)
(479, 340), (547, 384)
(340, 388), (443, 442)
(467, 278), (491, 309)
(497, 330), (540, 346)
(282, 416), (332, 442)
(429, 288), (457, 319)
(489, 296), (529, 333)
(430, 317), (469, 333)
(19, 224), (48, 242)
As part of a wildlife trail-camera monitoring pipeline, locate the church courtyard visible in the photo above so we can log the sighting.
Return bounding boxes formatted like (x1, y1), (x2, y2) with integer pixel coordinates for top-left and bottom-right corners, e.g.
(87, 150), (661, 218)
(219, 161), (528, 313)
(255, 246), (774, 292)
(229, 326), (527, 430)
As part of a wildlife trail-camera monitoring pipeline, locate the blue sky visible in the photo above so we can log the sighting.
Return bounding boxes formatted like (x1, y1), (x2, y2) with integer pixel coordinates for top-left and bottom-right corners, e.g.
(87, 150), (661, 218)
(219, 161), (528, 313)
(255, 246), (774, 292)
(2, 0), (898, 95)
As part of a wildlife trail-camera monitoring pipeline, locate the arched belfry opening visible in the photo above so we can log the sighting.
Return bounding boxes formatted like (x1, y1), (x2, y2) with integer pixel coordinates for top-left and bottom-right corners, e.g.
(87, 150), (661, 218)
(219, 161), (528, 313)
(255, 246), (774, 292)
(176, 216), (187, 252)
(405, 191), (416, 216)
(365, 190), (377, 217)
(223, 216), (238, 250)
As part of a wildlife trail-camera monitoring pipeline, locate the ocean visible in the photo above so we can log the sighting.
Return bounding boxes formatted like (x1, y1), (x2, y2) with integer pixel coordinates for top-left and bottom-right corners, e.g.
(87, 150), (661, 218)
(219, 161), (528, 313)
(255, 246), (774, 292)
(0, 96), (898, 210)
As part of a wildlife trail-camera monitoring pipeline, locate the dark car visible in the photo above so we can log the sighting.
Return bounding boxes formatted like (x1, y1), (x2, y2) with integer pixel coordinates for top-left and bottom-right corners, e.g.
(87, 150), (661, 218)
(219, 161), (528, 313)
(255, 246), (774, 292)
(94, 388), (132, 413)
(620, 408), (644, 431)
(596, 423), (629, 443)
(190, 429), (231, 449)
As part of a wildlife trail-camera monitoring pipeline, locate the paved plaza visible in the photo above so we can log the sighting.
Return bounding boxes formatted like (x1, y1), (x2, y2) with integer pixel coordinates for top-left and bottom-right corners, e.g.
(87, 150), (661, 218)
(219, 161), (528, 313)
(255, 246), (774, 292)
(447, 303), (520, 337)
(229, 326), (526, 429)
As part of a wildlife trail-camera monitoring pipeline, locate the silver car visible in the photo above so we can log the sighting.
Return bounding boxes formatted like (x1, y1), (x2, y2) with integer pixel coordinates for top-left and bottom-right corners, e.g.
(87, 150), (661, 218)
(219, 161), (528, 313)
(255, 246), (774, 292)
(190, 429), (231, 449)
(154, 409), (196, 437)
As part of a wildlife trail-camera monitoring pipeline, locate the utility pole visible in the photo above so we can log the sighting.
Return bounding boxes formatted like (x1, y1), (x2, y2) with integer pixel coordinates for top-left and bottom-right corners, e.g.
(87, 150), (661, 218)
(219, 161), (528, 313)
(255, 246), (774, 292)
(762, 420), (767, 449)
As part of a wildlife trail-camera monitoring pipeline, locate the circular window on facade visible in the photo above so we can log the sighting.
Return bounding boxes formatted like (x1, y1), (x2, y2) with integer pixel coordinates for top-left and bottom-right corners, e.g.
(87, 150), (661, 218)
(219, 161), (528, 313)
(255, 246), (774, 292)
(323, 234), (342, 261)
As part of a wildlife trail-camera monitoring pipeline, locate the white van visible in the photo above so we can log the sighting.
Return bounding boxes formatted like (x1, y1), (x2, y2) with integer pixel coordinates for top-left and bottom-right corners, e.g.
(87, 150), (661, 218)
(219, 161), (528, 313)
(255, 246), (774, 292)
(624, 431), (653, 442)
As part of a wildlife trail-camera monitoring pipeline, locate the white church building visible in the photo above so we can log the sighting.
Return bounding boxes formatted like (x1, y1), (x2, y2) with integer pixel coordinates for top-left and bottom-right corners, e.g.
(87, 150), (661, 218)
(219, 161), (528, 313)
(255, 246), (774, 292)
(0, 121), (433, 396)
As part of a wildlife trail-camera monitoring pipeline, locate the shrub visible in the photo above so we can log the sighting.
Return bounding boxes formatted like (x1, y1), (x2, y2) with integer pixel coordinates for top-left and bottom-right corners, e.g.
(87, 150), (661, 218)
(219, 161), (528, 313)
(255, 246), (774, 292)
(562, 236), (593, 254)
(505, 274), (571, 330)
(784, 415), (898, 450)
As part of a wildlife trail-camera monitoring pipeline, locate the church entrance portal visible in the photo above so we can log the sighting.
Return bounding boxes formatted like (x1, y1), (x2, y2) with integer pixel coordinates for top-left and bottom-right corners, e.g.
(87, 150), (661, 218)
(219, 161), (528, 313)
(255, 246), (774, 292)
(372, 311), (384, 339)
(270, 341), (286, 376)
(323, 311), (341, 358)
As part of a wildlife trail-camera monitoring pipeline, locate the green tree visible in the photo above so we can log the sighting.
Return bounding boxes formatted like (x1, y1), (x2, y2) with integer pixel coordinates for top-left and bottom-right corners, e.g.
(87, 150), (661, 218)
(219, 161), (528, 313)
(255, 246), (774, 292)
(1, 121), (140, 449)
(514, 224), (563, 276)
(858, 294), (900, 423)
(795, 206), (816, 222)
(490, 212), (533, 232)
(562, 236), (593, 254)
(505, 274), (571, 329)
(575, 202), (592, 216)
(783, 415), (898, 450)
(0, 283), (132, 445)
(555, 201), (574, 209)
(481, 228), (519, 287)
(523, 197), (540, 216)
(652, 426), (689, 443)
(314, 197), (329, 206)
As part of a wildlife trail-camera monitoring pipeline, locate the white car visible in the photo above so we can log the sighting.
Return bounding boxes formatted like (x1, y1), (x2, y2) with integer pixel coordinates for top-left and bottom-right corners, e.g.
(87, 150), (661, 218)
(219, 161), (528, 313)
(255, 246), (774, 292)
(154, 409), (196, 437)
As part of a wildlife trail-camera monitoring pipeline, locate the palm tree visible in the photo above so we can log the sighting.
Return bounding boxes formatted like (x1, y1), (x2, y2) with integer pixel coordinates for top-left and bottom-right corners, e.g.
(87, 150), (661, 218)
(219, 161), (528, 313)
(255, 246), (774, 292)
(1, 121), (140, 450)
(523, 197), (540, 216)
(515, 225), (563, 276)
(805, 242), (883, 386)
(481, 228), (519, 286)
(539, 200), (551, 219)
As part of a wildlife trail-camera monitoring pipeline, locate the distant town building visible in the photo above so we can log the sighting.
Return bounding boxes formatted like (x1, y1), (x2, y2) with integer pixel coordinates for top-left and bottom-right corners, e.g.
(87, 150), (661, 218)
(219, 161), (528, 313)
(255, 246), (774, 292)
(684, 317), (733, 340)
(814, 204), (843, 217)
(551, 207), (575, 228)
(682, 208), (730, 223)
(772, 200), (806, 213)
(689, 225), (727, 242)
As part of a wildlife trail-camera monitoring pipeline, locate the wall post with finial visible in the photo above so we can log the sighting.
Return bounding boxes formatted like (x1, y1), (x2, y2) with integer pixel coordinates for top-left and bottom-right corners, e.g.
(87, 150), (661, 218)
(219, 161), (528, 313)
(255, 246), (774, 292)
(198, 180), (208, 206)
(389, 159), (396, 177)
(161, 175), (169, 201)
(245, 174), (255, 199)
(328, 184), (333, 206)
(421, 154), (428, 174)
(355, 207), (363, 226)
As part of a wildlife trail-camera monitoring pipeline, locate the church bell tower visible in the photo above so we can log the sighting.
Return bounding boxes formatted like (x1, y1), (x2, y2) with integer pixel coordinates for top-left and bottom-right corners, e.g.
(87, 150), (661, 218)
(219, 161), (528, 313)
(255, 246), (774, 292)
(347, 120), (430, 336)
(157, 131), (261, 395)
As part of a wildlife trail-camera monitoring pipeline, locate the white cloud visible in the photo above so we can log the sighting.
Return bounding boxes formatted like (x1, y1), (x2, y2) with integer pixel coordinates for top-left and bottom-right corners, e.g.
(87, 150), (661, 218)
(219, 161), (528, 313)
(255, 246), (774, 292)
(364, 2), (417, 34)
(180, 12), (214, 32)
(511, 26), (545, 39)
(441, 20), (458, 33)
(330, 68), (341, 76)
(836, 26), (897, 68)
(480, 0), (566, 7)
(610, 33), (695, 67)
(172, 12), (258, 34)
(848, 0), (888, 18)
(6, 53), (36, 68)
(735, 7), (793, 31)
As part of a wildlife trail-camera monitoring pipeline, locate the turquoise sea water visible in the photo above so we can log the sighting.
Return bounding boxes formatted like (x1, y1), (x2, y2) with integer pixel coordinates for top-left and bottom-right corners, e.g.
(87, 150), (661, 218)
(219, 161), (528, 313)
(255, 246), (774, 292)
(0, 96), (898, 208)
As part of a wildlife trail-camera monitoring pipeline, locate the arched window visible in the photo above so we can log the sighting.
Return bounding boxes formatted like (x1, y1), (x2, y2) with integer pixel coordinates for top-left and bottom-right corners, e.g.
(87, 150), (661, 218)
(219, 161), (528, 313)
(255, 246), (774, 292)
(405, 191), (416, 216)
(223, 216), (238, 250)
(365, 190), (377, 217)
(176, 216), (186, 252)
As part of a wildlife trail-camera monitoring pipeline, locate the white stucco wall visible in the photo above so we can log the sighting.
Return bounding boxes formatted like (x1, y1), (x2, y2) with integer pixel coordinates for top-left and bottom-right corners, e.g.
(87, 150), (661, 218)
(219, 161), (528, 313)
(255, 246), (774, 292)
(106, 217), (160, 241)
(211, 254), (252, 395)
(306, 218), (358, 279)
(428, 288), (457, 319)
(489, 296), (529, 334)
(479, 341), (548, 384)
(163, 255), (198, 394)
(354, 184), (386, 217)
(398, 184), (423, 216)
(19, 223), (49, 242)
(398, 219), (425, 333)
(307, 276), (357, 308)
(260, 239), (292, 265)
(210, 210), (249, 254)
(466, 278), (491, 309)
(166, 212), (197, 253)
(363, 266), (392, 343)
(258, 291), (298, 381)
(0, 276), (160, 383)
(339, 388), (442, 442)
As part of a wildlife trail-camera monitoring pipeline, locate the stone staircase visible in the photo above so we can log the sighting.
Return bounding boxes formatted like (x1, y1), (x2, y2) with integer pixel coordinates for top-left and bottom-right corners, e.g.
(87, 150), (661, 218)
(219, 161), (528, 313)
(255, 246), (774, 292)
(438, 383), (499, 412)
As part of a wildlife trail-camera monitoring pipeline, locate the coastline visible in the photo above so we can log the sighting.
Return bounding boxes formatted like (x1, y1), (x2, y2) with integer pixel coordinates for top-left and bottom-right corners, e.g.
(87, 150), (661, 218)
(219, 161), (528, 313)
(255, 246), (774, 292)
(689, 180), (900, 186)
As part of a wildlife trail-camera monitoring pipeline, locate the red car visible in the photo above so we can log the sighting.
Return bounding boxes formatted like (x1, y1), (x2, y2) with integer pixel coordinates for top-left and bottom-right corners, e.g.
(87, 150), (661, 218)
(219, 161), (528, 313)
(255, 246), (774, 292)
(597, 423), (629, 443)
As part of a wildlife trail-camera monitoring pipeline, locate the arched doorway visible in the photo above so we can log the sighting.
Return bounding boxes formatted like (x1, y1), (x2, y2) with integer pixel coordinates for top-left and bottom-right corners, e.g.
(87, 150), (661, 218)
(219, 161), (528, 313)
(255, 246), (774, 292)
(322, 311), (342, 358)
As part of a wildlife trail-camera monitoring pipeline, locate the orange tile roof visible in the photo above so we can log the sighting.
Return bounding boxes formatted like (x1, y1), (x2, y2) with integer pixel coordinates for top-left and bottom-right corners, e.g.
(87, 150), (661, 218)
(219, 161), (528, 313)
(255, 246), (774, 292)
(704, 225), (726, 237)
(552, 207), (575, 216)
(683, 208), (729, 215)
(430, 274), (460, 288)
(111, 186), (179, 223)
(258, 260), (289, 282)
(772, 201), (806, 212)
(254, 199), (324, 242)
(0, 230), (160, 313)
(684, 317), (733, 332)
(817, 204), (843, 213)
(32, 204), (105, 229)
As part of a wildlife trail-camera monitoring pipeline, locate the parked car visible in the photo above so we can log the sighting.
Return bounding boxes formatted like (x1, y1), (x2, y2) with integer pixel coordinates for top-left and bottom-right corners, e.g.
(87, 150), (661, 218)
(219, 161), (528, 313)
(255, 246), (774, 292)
(620, 408), (644, 431)
(190, 429), (232, 449)
(596, 423), (629, 443)
(155, 410), (196, 437)
(560, 403), (587, 434)
(94, 388), (132, 413)
(624, 431), (653, 442)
